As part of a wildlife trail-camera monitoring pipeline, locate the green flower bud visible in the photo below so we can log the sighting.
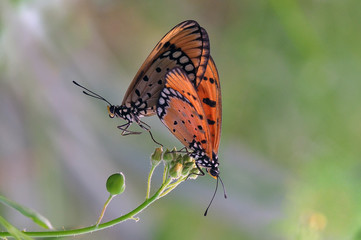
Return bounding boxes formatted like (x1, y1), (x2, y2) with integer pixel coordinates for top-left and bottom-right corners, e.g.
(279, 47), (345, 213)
(163, 149), (173, 162)
(181, 166), (192, 176)
(106, 172), (125, 196)
(184, 161), (195, 168)
(171, 147), (177, 159)
(175, 155), (183, 164)
(169, 163), (183, 179)
(151, 147), (163, 166)
(182, 154), (192, 163)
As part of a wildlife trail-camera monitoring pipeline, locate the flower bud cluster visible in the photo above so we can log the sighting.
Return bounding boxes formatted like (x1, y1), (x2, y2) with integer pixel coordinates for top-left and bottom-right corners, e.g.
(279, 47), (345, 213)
(151, 147), (199, 180)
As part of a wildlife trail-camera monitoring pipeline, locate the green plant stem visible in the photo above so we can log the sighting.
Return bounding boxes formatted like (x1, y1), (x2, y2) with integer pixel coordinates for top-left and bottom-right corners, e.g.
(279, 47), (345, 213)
(160, 177), (186, 197)
(146, 165), (156, 199)
(162, 163), (168, 184)
(96, 195), (115, 226)
(0, 178), (173, 239)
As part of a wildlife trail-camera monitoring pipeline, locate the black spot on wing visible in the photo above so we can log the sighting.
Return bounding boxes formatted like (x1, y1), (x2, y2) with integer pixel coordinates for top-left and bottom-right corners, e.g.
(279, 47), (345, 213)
(207, 119), (215, 125)
(203, 98), (216, 107)
(135, 89), (140, 96)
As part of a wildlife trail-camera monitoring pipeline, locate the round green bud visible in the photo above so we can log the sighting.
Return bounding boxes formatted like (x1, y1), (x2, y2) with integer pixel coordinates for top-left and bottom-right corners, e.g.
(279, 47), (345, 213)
(106, 172), (125, 196)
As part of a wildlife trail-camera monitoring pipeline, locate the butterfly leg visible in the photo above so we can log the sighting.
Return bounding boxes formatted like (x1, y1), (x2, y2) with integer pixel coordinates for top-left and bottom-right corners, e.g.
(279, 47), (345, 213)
(138, 120), (163, 147)
(117, 122), (142, 136)
(186, 162), (205, 180)
(170, 147), (189, 154)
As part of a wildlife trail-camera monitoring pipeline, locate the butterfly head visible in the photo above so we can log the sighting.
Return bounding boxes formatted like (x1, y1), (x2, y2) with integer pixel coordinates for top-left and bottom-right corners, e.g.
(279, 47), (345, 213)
(107, 105), (116, 118)
(107, 104), (135, 123)
(208, 167), (219, 179)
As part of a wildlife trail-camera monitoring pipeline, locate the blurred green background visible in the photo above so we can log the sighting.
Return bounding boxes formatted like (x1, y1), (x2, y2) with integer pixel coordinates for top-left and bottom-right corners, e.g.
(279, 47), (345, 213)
(1, 0), (361, 239)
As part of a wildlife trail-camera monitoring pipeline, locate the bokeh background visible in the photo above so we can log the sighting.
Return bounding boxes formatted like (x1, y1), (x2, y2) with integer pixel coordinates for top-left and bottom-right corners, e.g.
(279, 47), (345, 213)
(1, 0), (361, 239)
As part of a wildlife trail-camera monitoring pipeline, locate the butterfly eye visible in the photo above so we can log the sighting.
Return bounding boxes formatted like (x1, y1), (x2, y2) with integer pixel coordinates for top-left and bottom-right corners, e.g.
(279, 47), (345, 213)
(107, 106), (115, 118)
(209, 168), (219, 178)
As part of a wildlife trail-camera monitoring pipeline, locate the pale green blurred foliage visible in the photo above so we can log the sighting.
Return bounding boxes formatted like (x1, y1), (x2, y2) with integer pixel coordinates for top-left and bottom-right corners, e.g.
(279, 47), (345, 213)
(1, 0), (361, 239)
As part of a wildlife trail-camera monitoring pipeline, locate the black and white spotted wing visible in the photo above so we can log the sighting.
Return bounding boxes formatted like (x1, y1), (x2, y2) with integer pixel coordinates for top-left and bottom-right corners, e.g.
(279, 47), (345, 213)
(157, 67), (215, 167)
(121, 20), (210, 117)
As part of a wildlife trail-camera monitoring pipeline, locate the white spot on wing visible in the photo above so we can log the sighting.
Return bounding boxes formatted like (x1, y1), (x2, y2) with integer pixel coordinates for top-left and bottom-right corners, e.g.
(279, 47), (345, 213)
(185, 64), (194, 72)
(179, 56), (189, 64)
(157, 107), (163, 116)
(169, 88), (176, 95)
(188, 73), (195, 81)
(159, 97), (165, 105)
(163, 51), (171, 56)
(172, 51), (182, 58)
(163, 88), (170, 95)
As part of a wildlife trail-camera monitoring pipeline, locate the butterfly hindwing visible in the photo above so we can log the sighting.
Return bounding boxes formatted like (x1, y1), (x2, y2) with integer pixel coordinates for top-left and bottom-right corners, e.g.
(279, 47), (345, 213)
(157, 68), (213, 157)
(196, 56), (222, 154)
(122, 20), (210, 117)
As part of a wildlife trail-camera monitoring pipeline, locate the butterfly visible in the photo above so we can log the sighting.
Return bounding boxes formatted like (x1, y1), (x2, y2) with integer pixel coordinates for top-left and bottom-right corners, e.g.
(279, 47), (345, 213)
(157, 56), (221, 178)
(157, 58), (225, 215)
(74, 20), (210, 142)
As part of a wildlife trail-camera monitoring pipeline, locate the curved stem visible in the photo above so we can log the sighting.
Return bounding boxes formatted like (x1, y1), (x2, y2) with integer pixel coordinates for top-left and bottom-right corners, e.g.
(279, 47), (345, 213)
(160, 177), (186, 198)
(96, 195), (115, 226)
(146, 165), (156, 199)
(162, 163), (168, 184)
(0, 178), (173, 239)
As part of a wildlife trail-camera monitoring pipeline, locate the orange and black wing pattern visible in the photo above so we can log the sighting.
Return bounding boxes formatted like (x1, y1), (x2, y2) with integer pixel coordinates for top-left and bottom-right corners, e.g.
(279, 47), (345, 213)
(157, 67), (213, 158)
(122, 20), (210, 116)
(196, 56), (222, 154)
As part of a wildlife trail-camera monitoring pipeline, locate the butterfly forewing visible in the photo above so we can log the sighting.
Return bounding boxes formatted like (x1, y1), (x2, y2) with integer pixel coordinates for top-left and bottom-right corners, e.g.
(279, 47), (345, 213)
(157, 68), (213, 157)
(196, 56), (222, 153)
(122, 20), (210, 117)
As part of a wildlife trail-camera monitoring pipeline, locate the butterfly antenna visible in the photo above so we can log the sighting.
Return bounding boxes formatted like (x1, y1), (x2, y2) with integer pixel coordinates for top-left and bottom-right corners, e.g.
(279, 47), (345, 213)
(73, 81), (112, 106)
(204, 176), (219, 216)
(219, 175), (227, 199)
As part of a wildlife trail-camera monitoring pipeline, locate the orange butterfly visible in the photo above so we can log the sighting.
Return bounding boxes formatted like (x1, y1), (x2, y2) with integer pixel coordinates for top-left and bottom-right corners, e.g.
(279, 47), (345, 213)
(157, 56), (221, 178)
(74, 20), (210, 141)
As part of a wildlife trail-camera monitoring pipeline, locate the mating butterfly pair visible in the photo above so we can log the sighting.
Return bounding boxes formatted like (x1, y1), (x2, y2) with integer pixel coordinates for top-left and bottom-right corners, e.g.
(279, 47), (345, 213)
(74, 20), (221, 181)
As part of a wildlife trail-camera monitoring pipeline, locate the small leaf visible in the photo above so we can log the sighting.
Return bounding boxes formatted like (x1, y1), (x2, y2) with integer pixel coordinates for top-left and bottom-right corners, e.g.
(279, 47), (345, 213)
(0, 215), (34, 240)
(0, 195), (53, 229)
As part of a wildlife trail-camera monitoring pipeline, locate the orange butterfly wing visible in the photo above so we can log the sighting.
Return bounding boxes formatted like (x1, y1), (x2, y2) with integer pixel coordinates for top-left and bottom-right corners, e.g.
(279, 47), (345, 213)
(157, 68), (213, 158)
(122, 20), (210, 116)
(196, 56), (222, 154)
